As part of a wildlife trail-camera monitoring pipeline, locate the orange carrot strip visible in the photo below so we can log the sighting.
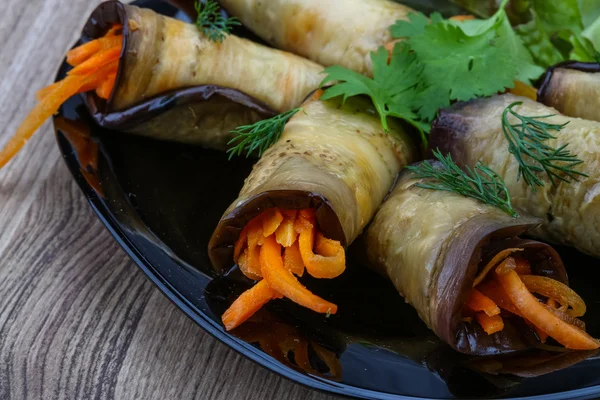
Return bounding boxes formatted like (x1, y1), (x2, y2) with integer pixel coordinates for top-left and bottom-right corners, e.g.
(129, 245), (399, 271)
(283, 241), (305, 277)
(68, 46), (121, 77)
(262, 208), (284, 237)
(509, 80), (538, 101)
(520, 275), (587, 318)
(238, 250), (261, 281)
(66, 35), (123, 66)
(475, 312), (504, 335)
(477, 279), (522, 316)
(275, 210), (298, 247)
(234, 225), (249, 262)
(1, 61), (117, 169)
(466, 289), (501, 317)
(221, 280), (282, 331)
(260, 236), (337, 314)
(298, 222), (345, 279)
(473, 249), (522, 287)
(495, 268), (599, 350)
(105, 24), (123, 36)
(450, 15), (475, 21)
(246, 218), (264, 277)
(513, 256), (532, 275)
(96, 72), (116, 99)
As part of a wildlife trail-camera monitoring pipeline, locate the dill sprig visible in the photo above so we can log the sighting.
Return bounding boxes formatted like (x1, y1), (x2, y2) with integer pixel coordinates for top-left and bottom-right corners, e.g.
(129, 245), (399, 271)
(407, 149), (518, 217)
(227, 108), (302, 159)
(501, 102), (587, 190)
(195, 0), (240, 43)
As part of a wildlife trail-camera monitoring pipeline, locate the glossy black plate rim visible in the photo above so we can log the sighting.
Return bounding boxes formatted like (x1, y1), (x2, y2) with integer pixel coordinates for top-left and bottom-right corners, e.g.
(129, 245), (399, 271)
(51, 2), (600, 399)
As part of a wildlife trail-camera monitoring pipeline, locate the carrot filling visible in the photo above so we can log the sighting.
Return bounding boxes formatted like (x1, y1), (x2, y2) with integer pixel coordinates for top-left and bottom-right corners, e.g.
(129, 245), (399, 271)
(222, 208), (346, 331)
(464, 252), (599, 350)
(0, 24), (123, 169)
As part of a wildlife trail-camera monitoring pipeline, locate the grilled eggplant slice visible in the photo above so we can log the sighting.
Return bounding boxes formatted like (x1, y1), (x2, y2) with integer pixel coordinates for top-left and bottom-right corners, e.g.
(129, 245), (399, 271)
(218, 0), (414, 76)
(364, 166), (570, 355)
(538, 62), (600, 122)
(208, 93), (417, 329)
(209, 93), (417, 269)
(430, 94), (600, 258)
(82, 1), (324, 149)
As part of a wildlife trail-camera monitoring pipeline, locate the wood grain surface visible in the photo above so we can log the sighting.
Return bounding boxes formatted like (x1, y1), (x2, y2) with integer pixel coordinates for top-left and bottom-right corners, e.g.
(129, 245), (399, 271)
(0, 1), (337, 399)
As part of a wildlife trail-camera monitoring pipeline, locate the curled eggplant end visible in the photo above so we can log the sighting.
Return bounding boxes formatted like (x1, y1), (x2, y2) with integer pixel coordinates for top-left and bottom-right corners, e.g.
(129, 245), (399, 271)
(538, 61), (600, 121)
(219, 206), (346, 331)
(81, 1), (276, 138)
(453, 235), (597, 354)
(208, 190), (345, 273)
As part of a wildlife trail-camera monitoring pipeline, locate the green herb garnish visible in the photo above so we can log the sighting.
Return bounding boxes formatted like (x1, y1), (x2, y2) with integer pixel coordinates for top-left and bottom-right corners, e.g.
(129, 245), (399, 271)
(320, 0), (542, 139)
(408, 149), (518, 217)
(227, 108), (302, 159)
(501, 102), (587, 190)
(195, 0), (240, 43)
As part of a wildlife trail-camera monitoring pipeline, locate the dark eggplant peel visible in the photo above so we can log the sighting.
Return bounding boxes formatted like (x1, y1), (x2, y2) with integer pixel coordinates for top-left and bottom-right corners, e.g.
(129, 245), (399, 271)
(209, 92), (418, 331)
(3, 0), (324, 167)
(364, 165), (599, 355)
(219, 0), (414, 76)
(430, 94), (600, 258)
(538, 61), (600, 122)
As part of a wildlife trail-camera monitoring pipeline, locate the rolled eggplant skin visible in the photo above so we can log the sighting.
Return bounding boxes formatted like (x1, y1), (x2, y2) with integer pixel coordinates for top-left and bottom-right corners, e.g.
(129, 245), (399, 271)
(218, 0), (413, 76)
(113, 4), (324, 112)
(538, 63), (600, 122)
(365, 168), (537, 338)
(121, 95), (264, 148)
(236, 96), (416, 243)
(431, 94), (600, 257)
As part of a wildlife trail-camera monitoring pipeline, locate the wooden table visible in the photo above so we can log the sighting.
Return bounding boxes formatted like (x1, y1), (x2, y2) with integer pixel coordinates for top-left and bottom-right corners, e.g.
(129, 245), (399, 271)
(0, 1), (336, 398)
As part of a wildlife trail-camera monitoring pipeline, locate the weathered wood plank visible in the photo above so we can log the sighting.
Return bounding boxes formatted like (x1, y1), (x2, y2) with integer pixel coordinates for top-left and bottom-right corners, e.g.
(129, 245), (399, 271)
(0, 0), (337, 398)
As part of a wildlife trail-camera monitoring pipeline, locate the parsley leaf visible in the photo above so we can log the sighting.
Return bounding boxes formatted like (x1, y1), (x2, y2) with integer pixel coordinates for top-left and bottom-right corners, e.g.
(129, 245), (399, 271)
(320, 44), (422, 132)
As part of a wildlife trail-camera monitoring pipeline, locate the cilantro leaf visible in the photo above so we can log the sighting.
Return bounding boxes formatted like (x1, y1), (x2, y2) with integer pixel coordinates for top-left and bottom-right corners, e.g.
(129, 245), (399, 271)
(390, 12), (442, 38)
(578, 0), (600, 28)
(320, 44), (422, 132)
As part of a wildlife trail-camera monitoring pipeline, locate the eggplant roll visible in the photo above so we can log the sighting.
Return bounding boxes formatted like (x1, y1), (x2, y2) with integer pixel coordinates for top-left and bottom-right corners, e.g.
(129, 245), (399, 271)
(209, 94), (417, 270)
(218, 0), (414, 76)
(431, 94), (600, 257)
(82, 1), (324, 148)
(364, 166), (568, 355)
(538, 62), (600, 122)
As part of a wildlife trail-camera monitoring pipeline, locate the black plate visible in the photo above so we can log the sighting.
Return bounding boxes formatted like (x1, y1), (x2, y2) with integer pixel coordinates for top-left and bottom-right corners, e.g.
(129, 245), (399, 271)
(53, 1), (600, 399)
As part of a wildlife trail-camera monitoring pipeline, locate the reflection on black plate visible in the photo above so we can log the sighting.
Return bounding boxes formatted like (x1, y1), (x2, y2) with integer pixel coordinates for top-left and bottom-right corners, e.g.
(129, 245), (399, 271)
(53, 0), (600, 398)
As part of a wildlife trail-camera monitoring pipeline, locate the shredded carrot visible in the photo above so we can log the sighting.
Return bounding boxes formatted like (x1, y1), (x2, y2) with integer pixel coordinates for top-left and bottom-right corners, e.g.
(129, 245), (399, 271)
(238, 250), (261, 281)
(297, 216), (345, 279)
(476, 312), (504, 335)
(283, 242), (305, 277)
(275, 210), (298, 247)
(466, 289), (501, 317)
(2, 27), (123, 169)
(68, 46), (121, 77)
(495, 267), (599, 350)
(222, 280), (282, 331)
(520, 275), (586, 317)
(225, 207), (345, 329)
(508, 80), (538, 101)
(96, 73), (117, 99)
(477, 279), (522, 316)
(450, 15), (476, 21)
(262, 208), (284, 237)
(66, 34), (123, 66)
(260, 236), (337, 314)
(473, 248), (523, 287)
(513, 255), (532, 275)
